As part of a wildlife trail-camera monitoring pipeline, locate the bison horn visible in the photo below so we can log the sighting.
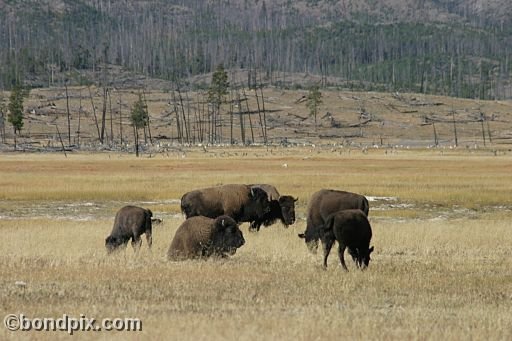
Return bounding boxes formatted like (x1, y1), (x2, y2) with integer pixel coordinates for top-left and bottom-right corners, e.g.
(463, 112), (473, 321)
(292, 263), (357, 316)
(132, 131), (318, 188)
(294, 197), (299, 202)
(221, 219), (225, 227)
(298, 233), (305, 239)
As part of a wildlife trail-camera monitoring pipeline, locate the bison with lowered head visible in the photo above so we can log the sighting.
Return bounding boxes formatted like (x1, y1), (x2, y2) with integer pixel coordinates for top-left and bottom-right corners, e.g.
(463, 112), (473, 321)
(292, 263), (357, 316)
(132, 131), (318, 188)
(249, 184), (297, 231)
(105, 205), (153, 254)
(299, 189), (369, 254)
(300, 209), (374, 270)
(168, 215), (245, 260)
(180, 184), (271, 223)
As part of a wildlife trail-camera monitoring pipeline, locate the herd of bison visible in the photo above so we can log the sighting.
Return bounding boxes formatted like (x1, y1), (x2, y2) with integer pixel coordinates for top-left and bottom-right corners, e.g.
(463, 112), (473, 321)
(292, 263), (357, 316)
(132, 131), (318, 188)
(105, 184), (374, 270)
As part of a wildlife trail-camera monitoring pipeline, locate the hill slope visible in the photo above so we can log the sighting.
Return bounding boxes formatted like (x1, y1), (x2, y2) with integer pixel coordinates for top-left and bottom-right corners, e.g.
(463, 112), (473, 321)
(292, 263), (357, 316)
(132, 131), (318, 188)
(1, 83), (511, 151)
(0, 0), (511, 99)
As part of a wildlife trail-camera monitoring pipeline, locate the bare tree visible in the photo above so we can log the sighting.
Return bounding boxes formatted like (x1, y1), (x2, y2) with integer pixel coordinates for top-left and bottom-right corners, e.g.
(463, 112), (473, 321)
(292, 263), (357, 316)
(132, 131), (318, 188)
(118, 90), (123, 146)
(451, 109), (458, 147)
(64, 82), (71, 145)
(88, 86), (101, 141)
(77, 89), (82, 147)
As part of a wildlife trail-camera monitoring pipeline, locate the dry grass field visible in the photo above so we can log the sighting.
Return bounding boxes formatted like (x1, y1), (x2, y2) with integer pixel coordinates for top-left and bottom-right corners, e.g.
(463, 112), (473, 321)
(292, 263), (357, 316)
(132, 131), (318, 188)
(1, 147), (512, 340)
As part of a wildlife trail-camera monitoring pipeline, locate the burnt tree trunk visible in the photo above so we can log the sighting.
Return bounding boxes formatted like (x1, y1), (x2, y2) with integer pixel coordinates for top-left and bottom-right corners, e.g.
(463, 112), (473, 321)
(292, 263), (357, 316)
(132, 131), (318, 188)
(65, 83), (71, 145)
(88, 86), (101, 141)
(451, 111), (458, 147)
(100, 87), (108, 144)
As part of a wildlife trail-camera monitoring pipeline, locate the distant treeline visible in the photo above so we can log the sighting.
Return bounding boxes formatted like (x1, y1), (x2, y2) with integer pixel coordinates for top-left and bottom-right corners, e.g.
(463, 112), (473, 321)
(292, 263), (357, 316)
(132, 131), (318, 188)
(1, 0), (511, 99)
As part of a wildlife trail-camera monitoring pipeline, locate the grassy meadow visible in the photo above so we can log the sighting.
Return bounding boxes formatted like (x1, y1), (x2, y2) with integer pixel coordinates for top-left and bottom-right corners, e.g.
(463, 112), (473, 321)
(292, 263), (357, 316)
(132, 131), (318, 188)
(1, 147), (512, 340)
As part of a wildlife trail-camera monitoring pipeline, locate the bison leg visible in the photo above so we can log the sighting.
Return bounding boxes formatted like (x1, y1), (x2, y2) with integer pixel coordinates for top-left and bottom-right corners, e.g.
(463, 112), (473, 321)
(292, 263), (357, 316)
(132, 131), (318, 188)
(146, 229), (153, 250)
(322, 239), (335, 269)
(338, 243), (349, 271)
(131, 236), (142, 253)
(249, 221), (261, 232)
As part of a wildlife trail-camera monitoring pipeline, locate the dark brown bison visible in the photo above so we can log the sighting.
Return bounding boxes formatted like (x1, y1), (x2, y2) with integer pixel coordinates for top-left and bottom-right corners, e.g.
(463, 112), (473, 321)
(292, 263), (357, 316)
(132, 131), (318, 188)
(299, 189), (369, 253)
(105, 205), (153, 253)
(249, 184), (297, 231)
(300, 209), (373, 270)
(168, 215), (245, 260)
(180, 184), (271, 223)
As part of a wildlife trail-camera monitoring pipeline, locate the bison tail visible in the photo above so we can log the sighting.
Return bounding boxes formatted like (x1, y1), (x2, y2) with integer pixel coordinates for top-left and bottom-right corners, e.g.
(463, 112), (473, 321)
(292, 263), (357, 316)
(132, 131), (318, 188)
(144, 209), (153, 231)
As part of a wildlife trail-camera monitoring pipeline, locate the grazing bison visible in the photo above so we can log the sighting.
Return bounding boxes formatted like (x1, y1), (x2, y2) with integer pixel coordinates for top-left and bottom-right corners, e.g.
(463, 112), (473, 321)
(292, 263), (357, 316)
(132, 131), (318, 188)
(180, 184), (271, 223)
(105, 205), (153, 254)
(299, 189), (369, 254)
(249, 184), (297, 231)
(300, 209), (373, 270)
(168, 215), (245, 260)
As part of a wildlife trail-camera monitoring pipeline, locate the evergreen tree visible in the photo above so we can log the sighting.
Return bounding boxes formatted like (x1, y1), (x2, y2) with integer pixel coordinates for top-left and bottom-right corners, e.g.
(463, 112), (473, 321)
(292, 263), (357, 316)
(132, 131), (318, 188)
(208, 64), (229, 106)
(8, 84), (25, 135)
(207, 64), (229, 143)
(306, 85), (322, 131)
(130, 93), (148, 156)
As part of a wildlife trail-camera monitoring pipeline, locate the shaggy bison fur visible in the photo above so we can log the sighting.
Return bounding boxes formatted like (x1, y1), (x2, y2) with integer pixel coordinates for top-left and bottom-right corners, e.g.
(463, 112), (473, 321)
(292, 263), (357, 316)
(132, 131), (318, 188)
(249, 184), (297, 231)
(105, 205), (153, 253)
(168, 215), (245, 260)
(300, 209), (373, 270)
(300, 189), (369, 254)
(180, 184), (271, 223)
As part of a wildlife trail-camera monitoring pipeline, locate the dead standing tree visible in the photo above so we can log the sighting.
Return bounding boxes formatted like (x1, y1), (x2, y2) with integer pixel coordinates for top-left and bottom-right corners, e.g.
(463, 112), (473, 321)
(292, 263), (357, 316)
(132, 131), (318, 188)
(175, 88), (190, 143)
(254, 85), (268, 144)
(170, 90), (183, 144)
(64, 82), (71, 145)
(421, 115), (439, 146)
(118, 90), (123, 146)
(451, 109), (458, 147)
(77, 88), (82, 147)
(87, 86), (101, 142)
(142, 90), (153, 145)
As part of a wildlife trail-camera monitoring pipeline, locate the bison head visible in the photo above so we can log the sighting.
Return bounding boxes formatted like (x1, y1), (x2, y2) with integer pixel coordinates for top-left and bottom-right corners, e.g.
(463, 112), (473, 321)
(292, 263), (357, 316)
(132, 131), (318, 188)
(211, 215), (245, 256)
(348, 246), (374, 269)
(105, 235), (126, 254)
(359, 246), (374, 269)
(278, 196), (297, 226)
(298, 227), (320, 254)
(249, 186), (272, 215)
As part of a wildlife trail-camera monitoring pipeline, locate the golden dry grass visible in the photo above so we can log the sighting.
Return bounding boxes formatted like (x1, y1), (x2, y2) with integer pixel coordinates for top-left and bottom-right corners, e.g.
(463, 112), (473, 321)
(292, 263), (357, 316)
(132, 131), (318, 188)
(1, 149), (512, 340)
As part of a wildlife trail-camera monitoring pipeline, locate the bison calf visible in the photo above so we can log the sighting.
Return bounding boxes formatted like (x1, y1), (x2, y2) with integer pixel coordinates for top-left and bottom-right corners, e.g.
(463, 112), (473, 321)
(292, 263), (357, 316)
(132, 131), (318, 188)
(303, 189), (369, 254)
(105, 205), (153, 254)
(168, 215), (245, 261)
(299, 209), (374, 270)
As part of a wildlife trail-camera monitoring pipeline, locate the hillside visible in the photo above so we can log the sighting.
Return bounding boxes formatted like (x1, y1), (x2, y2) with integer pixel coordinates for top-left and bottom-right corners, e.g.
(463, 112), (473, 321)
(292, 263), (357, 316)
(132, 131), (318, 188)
(1, 0), (512, 99)
(1, 77), (511, 152)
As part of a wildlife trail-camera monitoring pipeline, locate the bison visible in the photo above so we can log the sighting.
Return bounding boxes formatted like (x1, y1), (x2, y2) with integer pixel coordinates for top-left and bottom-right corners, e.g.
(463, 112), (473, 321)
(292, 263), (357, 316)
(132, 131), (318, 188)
(168, 215), (245, 260)
(300, 209), (373, 270)
(105, 205), (153, 254)
(299, 189), (369, 254)
(180, 184), (271, 224)
(249, 184), (297, 231)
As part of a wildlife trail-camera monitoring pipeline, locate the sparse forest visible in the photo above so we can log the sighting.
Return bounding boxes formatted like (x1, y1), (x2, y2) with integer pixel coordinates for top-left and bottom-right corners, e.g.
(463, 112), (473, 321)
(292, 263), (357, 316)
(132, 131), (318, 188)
(1, 0), (512, 99)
